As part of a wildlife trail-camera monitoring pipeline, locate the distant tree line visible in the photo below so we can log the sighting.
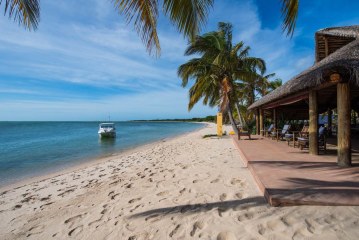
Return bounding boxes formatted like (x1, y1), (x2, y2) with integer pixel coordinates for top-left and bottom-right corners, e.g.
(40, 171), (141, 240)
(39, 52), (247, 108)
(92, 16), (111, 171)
(132, 115), (216, 122)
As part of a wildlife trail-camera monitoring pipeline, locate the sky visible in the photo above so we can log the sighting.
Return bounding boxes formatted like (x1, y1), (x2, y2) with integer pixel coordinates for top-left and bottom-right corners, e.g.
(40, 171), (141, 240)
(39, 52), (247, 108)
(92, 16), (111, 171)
(1, 0), (359, 121)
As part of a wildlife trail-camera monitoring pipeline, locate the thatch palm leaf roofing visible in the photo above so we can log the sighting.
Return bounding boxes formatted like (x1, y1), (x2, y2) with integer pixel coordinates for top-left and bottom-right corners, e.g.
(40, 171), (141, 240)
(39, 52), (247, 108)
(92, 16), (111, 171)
(316, 26), (359, 38)
(249, 26), (359, 110)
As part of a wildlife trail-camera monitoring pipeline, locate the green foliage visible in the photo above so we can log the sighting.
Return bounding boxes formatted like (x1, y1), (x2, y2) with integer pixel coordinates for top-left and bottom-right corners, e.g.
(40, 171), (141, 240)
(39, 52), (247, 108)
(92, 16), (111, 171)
(112, 0), (214, 56)
(2, 1), (300, 56)
(1, 0), (40, 30)
(178, 22), (265, 114)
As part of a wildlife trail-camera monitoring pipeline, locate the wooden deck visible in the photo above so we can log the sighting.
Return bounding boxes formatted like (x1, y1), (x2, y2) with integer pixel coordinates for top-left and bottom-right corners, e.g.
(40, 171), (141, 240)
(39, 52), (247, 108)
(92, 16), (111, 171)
(232, 135), (359, 206)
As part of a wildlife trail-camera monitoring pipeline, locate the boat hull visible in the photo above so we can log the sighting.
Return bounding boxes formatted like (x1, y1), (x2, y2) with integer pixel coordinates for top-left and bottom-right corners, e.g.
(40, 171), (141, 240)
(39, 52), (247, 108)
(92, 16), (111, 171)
(98, 131), (116, 138)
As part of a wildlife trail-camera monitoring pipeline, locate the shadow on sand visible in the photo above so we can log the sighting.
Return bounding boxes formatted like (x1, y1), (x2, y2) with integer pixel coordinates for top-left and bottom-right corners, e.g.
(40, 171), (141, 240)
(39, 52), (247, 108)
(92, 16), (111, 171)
(130, 196), (266, 219)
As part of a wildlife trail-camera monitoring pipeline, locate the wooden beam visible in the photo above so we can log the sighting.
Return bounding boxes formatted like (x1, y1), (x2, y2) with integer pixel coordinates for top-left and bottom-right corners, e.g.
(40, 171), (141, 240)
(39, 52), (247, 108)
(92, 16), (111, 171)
(264, 91), (309, 109)
(337, 82), (351, 167)
(259, 109), (264, 136)
(309, 90), (318, 155)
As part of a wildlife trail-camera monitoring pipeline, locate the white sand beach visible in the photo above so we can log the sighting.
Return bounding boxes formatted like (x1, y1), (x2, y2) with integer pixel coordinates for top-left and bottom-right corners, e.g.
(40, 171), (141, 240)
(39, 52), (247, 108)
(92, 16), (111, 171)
(0, 123), (358, 240)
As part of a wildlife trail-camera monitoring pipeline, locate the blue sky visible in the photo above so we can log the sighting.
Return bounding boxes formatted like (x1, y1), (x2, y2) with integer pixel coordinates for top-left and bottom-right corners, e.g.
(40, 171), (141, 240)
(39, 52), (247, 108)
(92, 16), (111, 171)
(1, 0), (359, 121)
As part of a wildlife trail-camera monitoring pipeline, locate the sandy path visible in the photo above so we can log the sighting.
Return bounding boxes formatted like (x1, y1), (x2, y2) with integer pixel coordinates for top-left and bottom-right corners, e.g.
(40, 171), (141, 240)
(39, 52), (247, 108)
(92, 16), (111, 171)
(0, 123), (358, 239)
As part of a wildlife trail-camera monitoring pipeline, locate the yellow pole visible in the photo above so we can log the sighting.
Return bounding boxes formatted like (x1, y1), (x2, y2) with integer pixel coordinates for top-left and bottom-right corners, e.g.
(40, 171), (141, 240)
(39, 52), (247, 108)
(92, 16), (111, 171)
(217, 112), (223, 136)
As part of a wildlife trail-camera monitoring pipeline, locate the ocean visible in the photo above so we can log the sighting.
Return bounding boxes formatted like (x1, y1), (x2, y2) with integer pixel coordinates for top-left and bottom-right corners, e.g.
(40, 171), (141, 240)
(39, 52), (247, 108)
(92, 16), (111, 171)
(0, 121), (204, 187)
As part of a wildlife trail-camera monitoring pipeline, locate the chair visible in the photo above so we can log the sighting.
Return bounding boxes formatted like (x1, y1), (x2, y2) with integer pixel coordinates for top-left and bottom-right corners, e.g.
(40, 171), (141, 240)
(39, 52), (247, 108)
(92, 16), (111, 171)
(237, 126), (251, 140)
(285, 125), (309, 147)
(271, 124), (291, 141)
(261, 124), (274, 137)
(298, 126), (326, 153)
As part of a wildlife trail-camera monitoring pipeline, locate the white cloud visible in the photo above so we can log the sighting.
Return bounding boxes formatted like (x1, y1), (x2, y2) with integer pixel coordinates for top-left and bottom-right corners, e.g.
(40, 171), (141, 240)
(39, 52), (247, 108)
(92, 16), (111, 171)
(0, 0), (318, 120)
(0, 88), (216, 121)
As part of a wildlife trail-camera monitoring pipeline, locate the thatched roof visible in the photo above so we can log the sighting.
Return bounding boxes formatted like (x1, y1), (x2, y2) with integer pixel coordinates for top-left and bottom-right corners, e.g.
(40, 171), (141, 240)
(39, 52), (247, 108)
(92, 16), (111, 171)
(316, 26), (359, 62)
(316, 26), (359, 38)
(248, 38), (359, 110)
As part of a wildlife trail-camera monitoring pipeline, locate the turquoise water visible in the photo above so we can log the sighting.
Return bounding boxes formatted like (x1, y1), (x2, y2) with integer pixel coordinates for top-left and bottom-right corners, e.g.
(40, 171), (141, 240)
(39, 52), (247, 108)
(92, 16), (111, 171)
(0, 122), (204, 186)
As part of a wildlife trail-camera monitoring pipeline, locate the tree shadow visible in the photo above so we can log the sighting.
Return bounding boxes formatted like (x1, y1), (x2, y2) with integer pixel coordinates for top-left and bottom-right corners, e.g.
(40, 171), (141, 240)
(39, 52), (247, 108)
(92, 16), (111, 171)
(130, 196), (266, 219)
(266, 177), (359, 205)
(250, 161), (359, 176)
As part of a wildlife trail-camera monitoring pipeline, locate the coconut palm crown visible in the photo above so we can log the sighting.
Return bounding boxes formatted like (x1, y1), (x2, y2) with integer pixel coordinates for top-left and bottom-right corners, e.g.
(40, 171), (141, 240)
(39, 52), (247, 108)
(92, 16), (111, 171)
(178, 22), (266, 132)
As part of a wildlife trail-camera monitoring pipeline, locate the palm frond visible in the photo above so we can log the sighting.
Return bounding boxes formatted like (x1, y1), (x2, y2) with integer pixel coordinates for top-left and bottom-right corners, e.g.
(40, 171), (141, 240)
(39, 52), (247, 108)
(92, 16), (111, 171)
(1, 0), (40, 30)
(113, 0), (160, 56)
(163, 0), (214, 41)
(281, 0), (299, 37)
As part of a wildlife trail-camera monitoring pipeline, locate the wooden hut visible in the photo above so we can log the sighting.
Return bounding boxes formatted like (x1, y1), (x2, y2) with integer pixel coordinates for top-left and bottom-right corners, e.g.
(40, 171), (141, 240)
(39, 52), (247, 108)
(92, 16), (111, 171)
(248, 26), (359, 167)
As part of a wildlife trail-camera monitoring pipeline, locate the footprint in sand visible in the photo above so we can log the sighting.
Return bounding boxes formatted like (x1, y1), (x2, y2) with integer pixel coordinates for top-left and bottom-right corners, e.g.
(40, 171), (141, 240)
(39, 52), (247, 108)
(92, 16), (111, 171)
(128, 197), (142, 203)
(12, 204), (22, 210)
(169, 224), (182, 238)
(190, 221), (206, 236)
(257, 224), (266, 235)
(156, 191), (169, 197)
(210, 178), (220, 183)
(266, 218), (288, 232)
(179, 188), (186, 194)
(230, 178), (243, 186)
(217, 231), (236, 240)
(26, 225), (45, 237)
(64, 213), (87, 228)
(218, 208), (230, 217)
(234, 193), (243, 199)
(40, 202), (54, 210)
(58, 188), (75, 197)
(237, 212), (254, 221)
(68, 225), (83, 237)
(219, 193), (227, 201)
(145, 214), (161, 222)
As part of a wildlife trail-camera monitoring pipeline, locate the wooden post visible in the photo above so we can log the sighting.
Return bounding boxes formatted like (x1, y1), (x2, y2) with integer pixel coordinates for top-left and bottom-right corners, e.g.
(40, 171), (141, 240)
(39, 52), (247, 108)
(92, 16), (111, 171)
(337, 82), (351, 167)
(259, 109), (264, 136)
(309, 90), (318, 155)
(256, 109), (260, 135)
(328, 109), (332, 137)
(273, 108), (277, 130)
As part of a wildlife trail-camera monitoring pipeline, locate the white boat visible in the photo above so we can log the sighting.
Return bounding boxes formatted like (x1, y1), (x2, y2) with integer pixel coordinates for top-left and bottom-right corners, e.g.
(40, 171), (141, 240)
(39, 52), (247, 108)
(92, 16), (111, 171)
(98, 123), (116, 138)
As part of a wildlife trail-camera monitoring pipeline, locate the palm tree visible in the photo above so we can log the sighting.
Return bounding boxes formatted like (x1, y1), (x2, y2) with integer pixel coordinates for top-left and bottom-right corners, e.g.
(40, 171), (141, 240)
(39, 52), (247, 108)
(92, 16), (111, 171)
(2, 0), (299, 55)
(178, 22), (265, 134)
(237, 71), (282, 107)
(234, 70), (282, 131)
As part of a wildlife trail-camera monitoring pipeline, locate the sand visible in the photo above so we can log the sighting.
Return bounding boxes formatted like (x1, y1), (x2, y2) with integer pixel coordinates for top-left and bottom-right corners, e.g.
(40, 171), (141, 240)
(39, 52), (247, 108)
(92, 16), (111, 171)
(0, 123), (358, 239)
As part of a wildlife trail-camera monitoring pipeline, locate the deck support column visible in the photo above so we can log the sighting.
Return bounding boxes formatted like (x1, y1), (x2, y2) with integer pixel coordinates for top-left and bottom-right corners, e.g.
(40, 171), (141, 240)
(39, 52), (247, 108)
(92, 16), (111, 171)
(273, 108), (277, 130)
(309, 90), (318, 155)
(259, 109), (264, 136)
(337, 82), (351, 167)
(256, 109), (260, 135)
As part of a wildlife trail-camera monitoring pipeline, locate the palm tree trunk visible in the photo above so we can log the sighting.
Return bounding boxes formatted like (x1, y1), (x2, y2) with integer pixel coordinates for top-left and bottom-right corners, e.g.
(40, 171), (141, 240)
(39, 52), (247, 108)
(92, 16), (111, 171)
(235, 103), (246, 128)
(227, 102), (238, 135)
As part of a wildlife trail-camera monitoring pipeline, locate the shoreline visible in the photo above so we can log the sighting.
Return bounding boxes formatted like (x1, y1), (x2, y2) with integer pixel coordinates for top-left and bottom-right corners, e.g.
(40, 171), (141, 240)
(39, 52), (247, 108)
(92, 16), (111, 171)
(0, 122), (209, 192)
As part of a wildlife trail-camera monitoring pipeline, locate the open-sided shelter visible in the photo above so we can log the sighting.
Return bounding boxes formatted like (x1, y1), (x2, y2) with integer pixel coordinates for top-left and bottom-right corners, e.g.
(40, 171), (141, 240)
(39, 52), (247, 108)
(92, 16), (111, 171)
(248, 26), (359, 167)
